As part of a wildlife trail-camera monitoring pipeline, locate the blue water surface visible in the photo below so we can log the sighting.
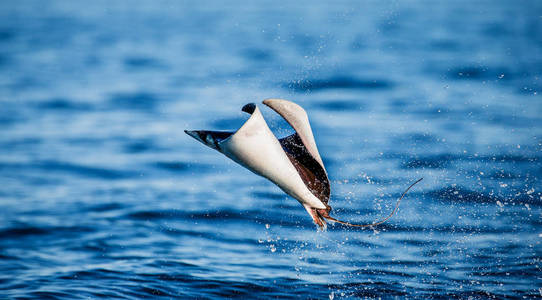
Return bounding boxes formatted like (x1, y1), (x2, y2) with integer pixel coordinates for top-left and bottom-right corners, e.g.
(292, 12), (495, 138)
(1, 1), (541, 298)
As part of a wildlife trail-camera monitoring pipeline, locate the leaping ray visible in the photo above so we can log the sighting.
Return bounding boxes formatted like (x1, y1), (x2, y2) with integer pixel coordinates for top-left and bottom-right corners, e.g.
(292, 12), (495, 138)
(185, 99), (422, 229)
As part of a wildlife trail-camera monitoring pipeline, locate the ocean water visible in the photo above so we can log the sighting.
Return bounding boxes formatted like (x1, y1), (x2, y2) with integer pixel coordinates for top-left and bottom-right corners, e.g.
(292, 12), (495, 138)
(1, 0), (541, 298)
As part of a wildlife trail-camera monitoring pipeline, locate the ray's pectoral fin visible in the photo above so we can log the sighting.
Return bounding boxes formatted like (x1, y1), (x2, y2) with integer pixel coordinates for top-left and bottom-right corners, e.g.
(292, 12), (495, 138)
(263, 99), (333, 228)
(280, 133), (330, 205)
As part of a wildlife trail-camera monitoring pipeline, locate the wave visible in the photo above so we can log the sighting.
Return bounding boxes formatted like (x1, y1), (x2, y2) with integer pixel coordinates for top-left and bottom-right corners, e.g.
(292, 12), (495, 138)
(0, 225), (94, 239)
(0, 160), (134, 180)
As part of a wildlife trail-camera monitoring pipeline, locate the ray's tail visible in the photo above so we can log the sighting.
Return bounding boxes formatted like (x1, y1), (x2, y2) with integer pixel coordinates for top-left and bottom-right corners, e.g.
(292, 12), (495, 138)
(320, 178), (423, 228)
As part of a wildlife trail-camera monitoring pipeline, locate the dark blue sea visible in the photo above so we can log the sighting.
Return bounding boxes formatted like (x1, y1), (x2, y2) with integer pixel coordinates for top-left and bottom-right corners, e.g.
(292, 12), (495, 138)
(1, 1), (541, 298)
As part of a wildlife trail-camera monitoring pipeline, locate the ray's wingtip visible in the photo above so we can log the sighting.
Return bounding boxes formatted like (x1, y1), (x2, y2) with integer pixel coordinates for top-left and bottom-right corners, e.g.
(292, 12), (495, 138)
(262, 98), (275, 104)
(262, 98), (293, 108)
(262, 98), (277, 106)
(184, 130), (198, 139)
(242, 103), (256, 114)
